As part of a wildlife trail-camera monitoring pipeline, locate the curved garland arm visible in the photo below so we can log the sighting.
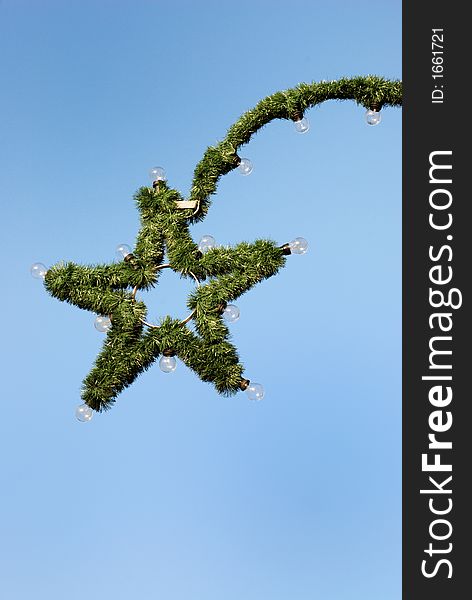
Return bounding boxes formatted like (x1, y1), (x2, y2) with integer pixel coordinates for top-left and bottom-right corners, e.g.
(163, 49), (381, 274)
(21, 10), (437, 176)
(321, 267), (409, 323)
(188, 75), (402, 219)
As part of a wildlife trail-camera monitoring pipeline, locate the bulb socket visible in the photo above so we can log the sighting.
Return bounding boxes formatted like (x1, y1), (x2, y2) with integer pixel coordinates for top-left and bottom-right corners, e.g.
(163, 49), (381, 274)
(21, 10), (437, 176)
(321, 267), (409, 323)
(216, 302), (227, 315)
(369, 102), (382, 112)
(152, 180), (164, 189)
(280, 243), (292, 255)
(233, 154), (242, 167)
(291, 109), (304, 122)
(239, 378), (250, 391)
(124, 253), (140, 270)
(163, 348), (176, 357)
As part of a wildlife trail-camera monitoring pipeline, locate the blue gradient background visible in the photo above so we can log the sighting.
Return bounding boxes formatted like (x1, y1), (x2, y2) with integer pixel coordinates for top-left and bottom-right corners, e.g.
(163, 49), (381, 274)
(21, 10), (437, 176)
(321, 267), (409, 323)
(0, 1), (401, 598)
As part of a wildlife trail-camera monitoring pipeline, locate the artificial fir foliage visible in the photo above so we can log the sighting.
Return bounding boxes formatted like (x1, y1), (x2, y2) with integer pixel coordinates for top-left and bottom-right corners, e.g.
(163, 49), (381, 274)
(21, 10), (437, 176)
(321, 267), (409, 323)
(40, 76), (402, 413)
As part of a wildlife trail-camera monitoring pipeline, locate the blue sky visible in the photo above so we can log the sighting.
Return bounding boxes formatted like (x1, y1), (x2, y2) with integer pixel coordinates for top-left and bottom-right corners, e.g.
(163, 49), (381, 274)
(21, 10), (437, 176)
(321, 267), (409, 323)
(0, 1), (401, 599)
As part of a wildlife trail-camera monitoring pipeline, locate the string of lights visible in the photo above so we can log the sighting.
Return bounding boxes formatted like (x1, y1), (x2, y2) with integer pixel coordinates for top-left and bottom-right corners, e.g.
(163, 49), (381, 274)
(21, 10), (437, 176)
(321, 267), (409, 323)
(31, 76), (402, 421)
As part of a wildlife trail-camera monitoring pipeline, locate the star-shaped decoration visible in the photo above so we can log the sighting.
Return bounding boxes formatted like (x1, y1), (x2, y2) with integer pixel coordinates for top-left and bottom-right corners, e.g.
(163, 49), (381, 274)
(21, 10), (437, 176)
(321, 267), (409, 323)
(44, 180), (289, 412)
(35, 76), (401, 416)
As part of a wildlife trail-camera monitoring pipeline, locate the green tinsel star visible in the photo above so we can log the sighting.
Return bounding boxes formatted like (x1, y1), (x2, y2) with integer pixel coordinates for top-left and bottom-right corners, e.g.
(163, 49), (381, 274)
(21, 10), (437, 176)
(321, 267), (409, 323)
(45, 182), (287, 411)
(39, 76), (402, 413)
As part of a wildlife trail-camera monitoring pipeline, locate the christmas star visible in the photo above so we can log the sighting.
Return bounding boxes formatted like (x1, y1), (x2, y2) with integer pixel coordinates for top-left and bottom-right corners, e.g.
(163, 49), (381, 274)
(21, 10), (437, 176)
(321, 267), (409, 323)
(34, 76), (402, 416)
(44, 180), (288, 412)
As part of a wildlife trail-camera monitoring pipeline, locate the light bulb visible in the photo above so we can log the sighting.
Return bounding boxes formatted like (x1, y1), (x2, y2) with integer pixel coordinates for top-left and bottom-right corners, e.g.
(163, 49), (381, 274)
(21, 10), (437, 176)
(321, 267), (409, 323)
(223, 304), (240, 323)
(238, 158), (253, 176)
(198, 235), (216, 253)
(289, 237), (308, 255)
(31, 262), (47, 280)
(75, 403), (93, 422)
(294, 117), (310, 134)
(365, 109), (381, 126)
(159, 355), (177, 373)
(246, 382), (264, 401)
(149, 166), (166, 182)
(94, 315), (111, 333)
(116, 243), (132, 260)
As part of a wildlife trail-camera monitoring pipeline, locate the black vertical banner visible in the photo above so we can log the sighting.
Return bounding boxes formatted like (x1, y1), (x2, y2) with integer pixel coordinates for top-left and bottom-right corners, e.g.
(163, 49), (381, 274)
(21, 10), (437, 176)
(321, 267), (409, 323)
(403, 2), (470, 598)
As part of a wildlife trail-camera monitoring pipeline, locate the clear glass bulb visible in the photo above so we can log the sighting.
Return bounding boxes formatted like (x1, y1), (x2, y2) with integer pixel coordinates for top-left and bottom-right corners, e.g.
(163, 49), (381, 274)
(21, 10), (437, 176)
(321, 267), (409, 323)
(246, 382), (264, 401)
(149, 166), (166, 182)
(94, 315), (112, 333)
(238, 158), (253, 176)
(31, 262), (47, 279)
(116, 243), (132, 260)
(289, 237), (308, 255)
(198, 235), (216, 253)
(159, 355), (177, 373)
(75, 403), (93, 422)
(294, 117), (310, 134)
(223, 304), (240, 323)
(365, 109), (381, 126)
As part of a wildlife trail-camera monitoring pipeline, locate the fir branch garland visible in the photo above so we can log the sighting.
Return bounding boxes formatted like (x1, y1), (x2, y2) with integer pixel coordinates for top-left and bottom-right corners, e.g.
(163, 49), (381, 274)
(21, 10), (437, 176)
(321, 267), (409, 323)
(39, 76), (402, 413)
